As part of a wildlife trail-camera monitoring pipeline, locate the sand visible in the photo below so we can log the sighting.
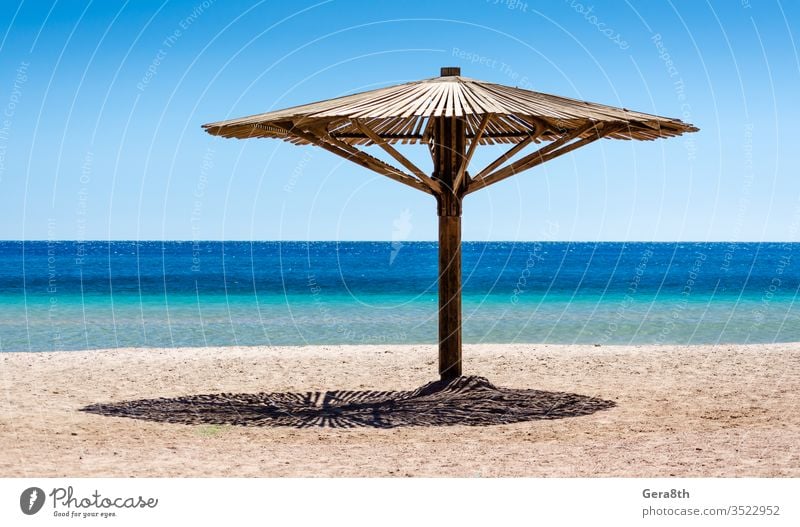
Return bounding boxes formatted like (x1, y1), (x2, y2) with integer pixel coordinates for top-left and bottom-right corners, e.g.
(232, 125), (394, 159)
(1, 343), (798, 477)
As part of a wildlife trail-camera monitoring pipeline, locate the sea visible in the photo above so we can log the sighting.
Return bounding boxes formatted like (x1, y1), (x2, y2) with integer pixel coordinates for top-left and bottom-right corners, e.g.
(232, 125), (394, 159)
(0, 241), (797, 352)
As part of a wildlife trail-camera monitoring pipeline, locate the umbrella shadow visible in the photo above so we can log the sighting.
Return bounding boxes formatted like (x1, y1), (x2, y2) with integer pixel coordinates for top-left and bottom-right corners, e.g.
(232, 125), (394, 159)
(81, 376), (616, 429)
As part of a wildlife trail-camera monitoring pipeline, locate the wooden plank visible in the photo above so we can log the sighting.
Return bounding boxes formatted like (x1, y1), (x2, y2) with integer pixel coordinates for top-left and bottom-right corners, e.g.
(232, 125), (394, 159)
(433, 83), (451, 117)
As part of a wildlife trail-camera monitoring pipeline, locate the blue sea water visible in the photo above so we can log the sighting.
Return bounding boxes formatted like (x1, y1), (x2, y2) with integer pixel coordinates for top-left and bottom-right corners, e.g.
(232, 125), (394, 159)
(0, 241), (798, 351)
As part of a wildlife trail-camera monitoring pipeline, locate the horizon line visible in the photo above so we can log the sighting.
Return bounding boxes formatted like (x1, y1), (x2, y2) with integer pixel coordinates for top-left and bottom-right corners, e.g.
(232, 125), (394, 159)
(2, 239), (799, 244)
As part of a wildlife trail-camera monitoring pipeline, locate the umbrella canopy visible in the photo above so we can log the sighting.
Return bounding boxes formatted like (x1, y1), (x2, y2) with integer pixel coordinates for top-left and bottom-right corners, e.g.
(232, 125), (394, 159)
(203, 68), (695, 143)
(204, 67), (698, 381)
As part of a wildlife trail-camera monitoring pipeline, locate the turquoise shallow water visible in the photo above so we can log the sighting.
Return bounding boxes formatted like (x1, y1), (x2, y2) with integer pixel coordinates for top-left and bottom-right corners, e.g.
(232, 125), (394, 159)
(1, 241), (798, 351)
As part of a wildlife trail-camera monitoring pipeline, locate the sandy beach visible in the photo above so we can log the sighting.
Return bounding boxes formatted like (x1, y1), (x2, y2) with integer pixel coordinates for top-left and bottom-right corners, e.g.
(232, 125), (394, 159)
(1, 343), (798, 477)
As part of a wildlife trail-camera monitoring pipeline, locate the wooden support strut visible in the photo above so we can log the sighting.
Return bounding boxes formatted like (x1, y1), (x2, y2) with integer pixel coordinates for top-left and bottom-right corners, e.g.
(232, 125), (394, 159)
(468, 121), (619, 193)
(275, 123), (433, 195)
(352, 118), (442, 193)
(468, 120), (546, 185)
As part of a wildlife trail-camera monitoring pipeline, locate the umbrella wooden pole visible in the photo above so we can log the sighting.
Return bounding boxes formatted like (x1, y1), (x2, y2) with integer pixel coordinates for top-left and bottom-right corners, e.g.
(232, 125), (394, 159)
(438, 208), (462, 381)
(433, 105), (466, 382)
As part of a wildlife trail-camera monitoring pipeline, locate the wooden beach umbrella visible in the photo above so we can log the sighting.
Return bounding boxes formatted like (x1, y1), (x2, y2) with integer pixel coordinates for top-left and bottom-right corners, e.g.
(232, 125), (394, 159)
(203, 67), (698, 382)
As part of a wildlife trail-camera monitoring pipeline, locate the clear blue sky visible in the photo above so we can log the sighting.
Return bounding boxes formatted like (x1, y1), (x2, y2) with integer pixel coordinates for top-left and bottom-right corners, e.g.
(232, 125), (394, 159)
(0, 0), (798, 241)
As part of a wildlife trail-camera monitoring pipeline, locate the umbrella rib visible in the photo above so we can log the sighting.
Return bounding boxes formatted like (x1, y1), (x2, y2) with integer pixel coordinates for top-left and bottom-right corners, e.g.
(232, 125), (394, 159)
(320, 129), (433, 194)
(279, 124), (432, 195)
(353, 118), (441, 193)
(479, 121), (594, 180)
(453, 112), (492, 192)
(468, 121), (597, 192)
(468, 122), (622, 193)
(471, 120), (547, 182)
